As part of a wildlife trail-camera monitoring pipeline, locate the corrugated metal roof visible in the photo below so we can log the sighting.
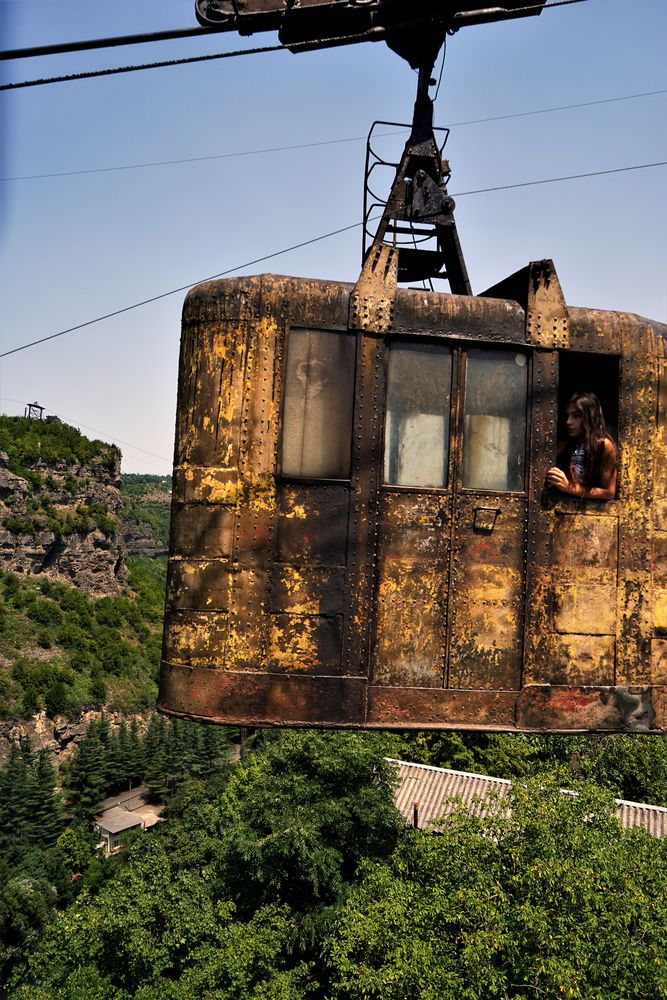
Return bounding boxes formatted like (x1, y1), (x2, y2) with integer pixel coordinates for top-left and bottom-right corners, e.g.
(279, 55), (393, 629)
(95, 806), (143, 835)
(388, 759), (667, 838)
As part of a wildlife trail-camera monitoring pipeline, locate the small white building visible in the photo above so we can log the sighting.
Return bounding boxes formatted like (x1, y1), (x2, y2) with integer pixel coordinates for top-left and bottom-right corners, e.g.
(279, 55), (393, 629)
(94, 786), (163, 854)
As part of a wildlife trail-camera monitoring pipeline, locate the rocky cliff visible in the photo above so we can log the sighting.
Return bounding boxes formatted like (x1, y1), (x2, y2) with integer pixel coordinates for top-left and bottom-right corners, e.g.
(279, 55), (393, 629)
(0, 418), (126, 595)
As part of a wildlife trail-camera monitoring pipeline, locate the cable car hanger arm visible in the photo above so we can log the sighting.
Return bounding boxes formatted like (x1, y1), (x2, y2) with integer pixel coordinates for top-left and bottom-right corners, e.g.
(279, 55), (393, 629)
(195, 1), (551, 56)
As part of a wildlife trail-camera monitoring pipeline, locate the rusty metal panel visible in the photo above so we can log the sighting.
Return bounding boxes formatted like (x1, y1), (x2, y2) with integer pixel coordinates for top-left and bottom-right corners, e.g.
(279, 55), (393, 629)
(240, 317), (281, 479)
(523, 348), (558, 685)
(173, 467), (239, 506)
(655, 591), (667, 632)
(163, 610), (228, 667)
(548, 634), (615, 686)
(553, 584), (616, 635)
(653, 534), (667, 586)
(394, 287), (525, 343)
(233, 504), (274, 566)
(170, 504), (235, 559)
(655, 500), (667, 533)
(525, 261), (570, 350)
(270, 565), (345, 615)
(652, 640), (667, 683)
(276, 485), (349, 564)
(367, 686), (516, 729)
(342, 330), (384, 676)
(448, 495), (526, 689)
(373, 493), (449, 687)
(175, 282), (253, 468)
(517, 685), (656, 733)
(159, 663), (367, 726)
(568, 307), (624, 355)
(617, 317), (656, 683)
(553, 513), (618, 570)
(167, 561), (232, 612)
(226, 568), (270, 668)
(268, 614), (342, 673)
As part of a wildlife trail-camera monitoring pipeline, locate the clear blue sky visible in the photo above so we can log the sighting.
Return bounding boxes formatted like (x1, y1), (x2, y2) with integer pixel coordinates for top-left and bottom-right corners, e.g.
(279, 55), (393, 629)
(1, 0), (665, 474)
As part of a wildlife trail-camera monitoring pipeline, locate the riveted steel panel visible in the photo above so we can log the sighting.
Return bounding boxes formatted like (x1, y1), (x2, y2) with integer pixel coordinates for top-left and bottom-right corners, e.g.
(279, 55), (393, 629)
(393, 288), (525, 343)
(654, 535), (667, 585)
(276, 485), (350, 565)
(268, 613), (342, 673)
(655, 590), (667, 632)
(553, 513), (618, 570)
(270, 565), (345, 615)
(655, 500), (667, 533)
(233, 504), (274, 566)
(448, 494), (526, 690)
(173, 467), (240, 506)
(568, 307), (624, 355)
(656, 362), (667, 497)
(367, 686), (516, 728)
(548, 634), (615, 686)
(523, 348), (558, 685)
(343, 329), (384, 676)
(163, 610), (228, 666)
(651, 640), (667, 683)
(227, 568), (270, 668)
(170, 504), (235, 559)
(517, 685), (655, 733)
(159, 664), (367, 726)
(167, 561), (232, 611)
(617, 317), (656, 683)
(553, 584), (616, 635)
(372, 492), (449, 688)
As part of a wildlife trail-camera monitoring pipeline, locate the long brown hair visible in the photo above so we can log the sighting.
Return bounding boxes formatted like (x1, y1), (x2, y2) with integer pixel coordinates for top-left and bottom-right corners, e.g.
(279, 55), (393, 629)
(567, 391), (611, 485)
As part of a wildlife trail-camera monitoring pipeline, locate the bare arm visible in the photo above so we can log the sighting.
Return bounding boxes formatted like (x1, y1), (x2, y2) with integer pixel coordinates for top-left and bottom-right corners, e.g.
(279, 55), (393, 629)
(546, 439), (617, 500)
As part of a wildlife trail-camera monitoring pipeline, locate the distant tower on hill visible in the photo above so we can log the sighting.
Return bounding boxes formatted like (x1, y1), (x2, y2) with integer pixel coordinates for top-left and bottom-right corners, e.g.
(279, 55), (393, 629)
(24, 401), (44, 420)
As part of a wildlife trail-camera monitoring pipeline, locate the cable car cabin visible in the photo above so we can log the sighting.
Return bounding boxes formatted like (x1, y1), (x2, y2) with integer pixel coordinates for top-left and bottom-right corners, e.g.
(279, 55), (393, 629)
(158, 262), (667, 733)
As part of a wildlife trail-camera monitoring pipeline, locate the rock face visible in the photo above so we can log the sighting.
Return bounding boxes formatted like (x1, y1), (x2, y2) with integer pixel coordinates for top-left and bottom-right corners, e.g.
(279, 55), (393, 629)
(0, 452), (127, 595)
(0, 710), (152, 766)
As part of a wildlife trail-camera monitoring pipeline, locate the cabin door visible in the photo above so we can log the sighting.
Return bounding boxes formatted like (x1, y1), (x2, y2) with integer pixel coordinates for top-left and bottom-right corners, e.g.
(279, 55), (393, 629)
(371, 343), (529, 693)
(446, 348), (529, 691)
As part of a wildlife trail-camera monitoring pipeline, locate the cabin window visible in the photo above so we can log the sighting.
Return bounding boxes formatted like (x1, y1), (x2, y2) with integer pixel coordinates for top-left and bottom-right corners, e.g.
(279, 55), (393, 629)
(558, 352), (619, 444)
(281, 328), (356, 479)
(462, 349), (528, 491)
(383, 343), (452, 488)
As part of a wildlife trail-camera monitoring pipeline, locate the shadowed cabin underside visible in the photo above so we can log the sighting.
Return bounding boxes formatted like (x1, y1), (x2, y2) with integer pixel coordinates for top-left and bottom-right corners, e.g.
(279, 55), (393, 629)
(158, 269), (667, 733)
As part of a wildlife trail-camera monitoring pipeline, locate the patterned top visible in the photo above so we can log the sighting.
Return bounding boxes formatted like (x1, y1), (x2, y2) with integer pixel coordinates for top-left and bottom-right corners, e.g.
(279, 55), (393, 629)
(570, 442), (586, 484)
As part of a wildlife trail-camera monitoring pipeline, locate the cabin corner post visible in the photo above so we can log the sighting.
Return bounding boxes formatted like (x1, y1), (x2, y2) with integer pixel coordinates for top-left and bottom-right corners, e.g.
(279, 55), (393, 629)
(520, 261), (565, 690)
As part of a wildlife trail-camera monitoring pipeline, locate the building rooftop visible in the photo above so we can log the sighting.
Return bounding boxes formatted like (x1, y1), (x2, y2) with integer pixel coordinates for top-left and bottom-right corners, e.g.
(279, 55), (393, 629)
(95, 806), (143, 836)
(389, 759), (667, 839)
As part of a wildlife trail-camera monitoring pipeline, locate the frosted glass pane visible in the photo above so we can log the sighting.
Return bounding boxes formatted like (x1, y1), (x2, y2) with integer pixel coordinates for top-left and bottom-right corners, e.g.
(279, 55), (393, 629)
(384, 344), (451, 488)
(463, 350), (527, 491)
(281, 329), (355, 479)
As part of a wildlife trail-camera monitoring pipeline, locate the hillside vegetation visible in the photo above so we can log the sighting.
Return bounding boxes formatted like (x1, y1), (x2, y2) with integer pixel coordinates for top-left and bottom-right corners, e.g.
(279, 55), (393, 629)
(0, 416), (120, 476)
(0, 416), (121, 539)
(0, 558), (165, 719)
(120, 474), (171, 554)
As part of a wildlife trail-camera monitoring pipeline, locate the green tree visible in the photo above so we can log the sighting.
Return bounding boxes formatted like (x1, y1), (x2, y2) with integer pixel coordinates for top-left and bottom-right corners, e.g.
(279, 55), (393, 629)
(324, 777), (667, 1000)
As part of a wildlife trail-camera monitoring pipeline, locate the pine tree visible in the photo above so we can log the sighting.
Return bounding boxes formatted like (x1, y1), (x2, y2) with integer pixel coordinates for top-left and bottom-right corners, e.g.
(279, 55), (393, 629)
(65, 723), (107, 818)
(30, 750), (64, 848)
